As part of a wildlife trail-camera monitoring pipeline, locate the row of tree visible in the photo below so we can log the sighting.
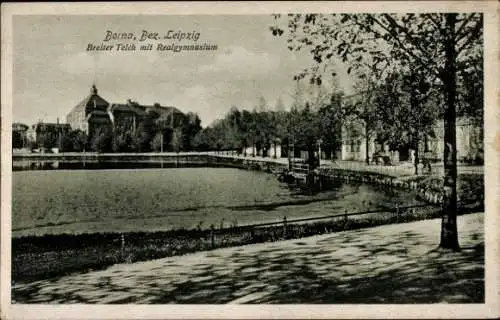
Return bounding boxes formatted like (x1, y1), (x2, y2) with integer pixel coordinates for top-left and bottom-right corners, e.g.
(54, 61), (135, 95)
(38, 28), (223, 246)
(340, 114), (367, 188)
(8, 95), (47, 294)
(194, 60), (482, 172)
(193, 88), (345, 168)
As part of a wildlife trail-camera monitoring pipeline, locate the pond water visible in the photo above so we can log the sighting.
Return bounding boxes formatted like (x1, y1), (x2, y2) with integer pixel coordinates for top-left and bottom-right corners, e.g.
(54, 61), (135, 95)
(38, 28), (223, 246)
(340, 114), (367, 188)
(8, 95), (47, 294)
(12, 165), (423, 237)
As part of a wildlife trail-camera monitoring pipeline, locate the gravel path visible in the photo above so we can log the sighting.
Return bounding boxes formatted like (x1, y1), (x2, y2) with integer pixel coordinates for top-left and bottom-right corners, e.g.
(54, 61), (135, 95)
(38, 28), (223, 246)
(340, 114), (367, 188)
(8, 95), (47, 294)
(12, 213), (484, 304)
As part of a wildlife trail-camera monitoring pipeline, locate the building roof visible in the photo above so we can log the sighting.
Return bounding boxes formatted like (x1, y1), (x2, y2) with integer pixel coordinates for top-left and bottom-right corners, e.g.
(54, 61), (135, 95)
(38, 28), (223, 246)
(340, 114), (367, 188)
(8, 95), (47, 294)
(111, 101), (183, 117)
(12, 123), (29, 131)
(85, 110), (111, 121)
(31, 122), (71, 132)
(68, 85), (110, 116)
(146, 105), (183, 115)
(108, 103), (146, 116)
(67, 85), (184, 120)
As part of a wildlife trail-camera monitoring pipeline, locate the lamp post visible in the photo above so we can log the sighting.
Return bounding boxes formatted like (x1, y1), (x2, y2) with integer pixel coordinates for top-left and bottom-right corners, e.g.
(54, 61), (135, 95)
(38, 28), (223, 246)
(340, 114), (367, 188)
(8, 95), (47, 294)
(274, 137), (281, 159)
(317, 139), (322, 168)
(160, 132), (163, 153)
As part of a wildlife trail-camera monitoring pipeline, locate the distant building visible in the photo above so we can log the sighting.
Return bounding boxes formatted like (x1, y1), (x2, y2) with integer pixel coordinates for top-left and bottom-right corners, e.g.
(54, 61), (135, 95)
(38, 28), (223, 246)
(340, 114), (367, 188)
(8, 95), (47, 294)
(12, 122), (29, 149)
(336, 90), (483, 164)
(66, 84), (111, 135)
(424, 117), (483, 163)
(339, 117), (482, 164)
(26, 121), (71, 150)
(66, 84), (185, 139)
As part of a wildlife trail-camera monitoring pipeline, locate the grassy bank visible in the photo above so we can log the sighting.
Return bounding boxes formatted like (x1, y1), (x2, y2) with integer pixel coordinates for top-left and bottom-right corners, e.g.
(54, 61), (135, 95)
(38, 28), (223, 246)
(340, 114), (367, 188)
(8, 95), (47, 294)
(12, 202), (484, 284)
(404, 173), (484, 204)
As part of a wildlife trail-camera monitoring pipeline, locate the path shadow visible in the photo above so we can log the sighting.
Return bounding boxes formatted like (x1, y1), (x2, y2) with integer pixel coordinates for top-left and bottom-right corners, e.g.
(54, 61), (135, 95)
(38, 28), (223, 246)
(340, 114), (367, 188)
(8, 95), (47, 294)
(12, 217), (484, 304)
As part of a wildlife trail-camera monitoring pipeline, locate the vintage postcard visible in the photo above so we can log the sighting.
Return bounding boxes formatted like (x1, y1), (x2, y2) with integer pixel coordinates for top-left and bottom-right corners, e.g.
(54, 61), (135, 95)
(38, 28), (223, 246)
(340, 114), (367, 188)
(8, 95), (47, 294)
(1, 1), (499, 319)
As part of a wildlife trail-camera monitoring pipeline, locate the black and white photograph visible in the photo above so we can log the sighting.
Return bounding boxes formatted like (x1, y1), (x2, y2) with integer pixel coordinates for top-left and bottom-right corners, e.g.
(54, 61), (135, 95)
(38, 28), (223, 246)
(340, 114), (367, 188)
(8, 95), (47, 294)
(1, 1), (499, 319)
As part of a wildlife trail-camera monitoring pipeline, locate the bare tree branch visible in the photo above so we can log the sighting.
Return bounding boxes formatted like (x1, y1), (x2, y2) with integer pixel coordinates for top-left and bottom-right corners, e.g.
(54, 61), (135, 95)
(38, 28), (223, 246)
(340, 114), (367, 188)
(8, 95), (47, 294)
(455, 16), (483, 57)
(368, 15), (442, 79)
(425, 13), (444, 31)
(454, 13), (477, 42)
(382, 14), (439, 68)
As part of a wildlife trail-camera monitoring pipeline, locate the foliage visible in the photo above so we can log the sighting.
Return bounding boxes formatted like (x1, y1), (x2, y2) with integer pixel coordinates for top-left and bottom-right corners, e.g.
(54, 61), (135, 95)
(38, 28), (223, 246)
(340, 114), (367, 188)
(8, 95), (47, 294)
(132, 111), (157, 152)
(12, 131), (24, 149)
(59, 133), (74, 152)
(373, 70), (439, 150)
(317, 91), (344, 159)
(37, 131), (58, 150)
(70, 129), (88, 152)
(171, 128), (183, 153)
(90, 126), (113, 153)
(112, 126), (134, 152)
(150, 132), (164, 152)
(181, 112), (202, 151)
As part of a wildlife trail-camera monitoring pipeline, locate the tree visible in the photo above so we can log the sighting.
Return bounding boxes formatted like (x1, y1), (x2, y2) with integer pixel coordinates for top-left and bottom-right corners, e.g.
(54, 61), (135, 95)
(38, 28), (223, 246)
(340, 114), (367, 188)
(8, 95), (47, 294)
(90, 126), (112, 153)
(274, 97), (286, 112)
(371, 68), (439, 173)
(318, 90), (344, 160)
(243, 110), (257, 157)
(112, 126), (134, 152)
(256, 111), (274, 157)
(274, 99), (289, 158)
(70, 129), (88, 152)
(192, 129), (210, 151)
(12, 131), (23, 149)
(457, 54), (483, 164)
(271, 13), (483, 251)
(181, 112), (202, 151)
(224, 107), (245, 153)
(37, 131), (57, 151)
(132, 111), (158, 152)
(150, 132), (164, 152)
(59, 133), (74, 152)
(401, 70), (438, 174)
(294, 102), (321, 169)
(171, 127), (183, 153)
(349, 78), (383, 165)
(254, 97), (273, 156)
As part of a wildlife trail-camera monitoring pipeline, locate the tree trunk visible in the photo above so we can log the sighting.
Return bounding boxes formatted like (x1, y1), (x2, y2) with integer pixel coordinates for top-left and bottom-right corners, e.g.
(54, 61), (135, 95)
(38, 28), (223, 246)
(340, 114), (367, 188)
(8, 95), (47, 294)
(414, 137), (419, 175)
(411, 82), (420, 176)
(288, 141), (293, 171)
(365, 124), (370, 165)
(440, 13), (460, 251)
(307, 143), (316, 170)
(307, 143), (316, 187)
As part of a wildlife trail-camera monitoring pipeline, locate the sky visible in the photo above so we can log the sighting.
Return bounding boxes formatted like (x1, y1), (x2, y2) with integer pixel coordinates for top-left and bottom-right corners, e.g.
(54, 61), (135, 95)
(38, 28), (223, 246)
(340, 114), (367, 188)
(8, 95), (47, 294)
(13, 15), (355, 128)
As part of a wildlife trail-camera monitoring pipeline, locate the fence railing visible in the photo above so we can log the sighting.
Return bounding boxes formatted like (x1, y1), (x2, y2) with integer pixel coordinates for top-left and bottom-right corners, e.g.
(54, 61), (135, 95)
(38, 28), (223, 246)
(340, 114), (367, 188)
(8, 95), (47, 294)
(290, 159), (311, 177)
(219, 203), (438, 231)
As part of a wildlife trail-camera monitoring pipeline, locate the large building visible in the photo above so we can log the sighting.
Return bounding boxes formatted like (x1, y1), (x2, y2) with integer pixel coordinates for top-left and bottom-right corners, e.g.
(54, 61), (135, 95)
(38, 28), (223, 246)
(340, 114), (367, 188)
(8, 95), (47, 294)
(66, 84), (111, 134)
(66, 84), (185, 139)
(12, 122), (29, 149)
(339, 115), (482, 164)
(335, 90), (483, 164)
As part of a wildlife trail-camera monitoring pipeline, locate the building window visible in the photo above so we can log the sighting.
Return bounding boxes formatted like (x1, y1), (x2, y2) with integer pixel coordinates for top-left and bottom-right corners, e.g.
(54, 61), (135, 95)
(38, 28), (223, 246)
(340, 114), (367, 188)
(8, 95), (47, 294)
(356, 140), (362, 152)
(350, 140), (356, 153)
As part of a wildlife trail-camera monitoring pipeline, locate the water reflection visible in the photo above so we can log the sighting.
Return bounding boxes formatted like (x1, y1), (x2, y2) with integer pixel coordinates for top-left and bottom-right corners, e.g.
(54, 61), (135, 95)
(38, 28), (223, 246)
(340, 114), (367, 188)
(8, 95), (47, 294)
(12, 160), (231, 171)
